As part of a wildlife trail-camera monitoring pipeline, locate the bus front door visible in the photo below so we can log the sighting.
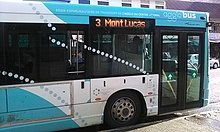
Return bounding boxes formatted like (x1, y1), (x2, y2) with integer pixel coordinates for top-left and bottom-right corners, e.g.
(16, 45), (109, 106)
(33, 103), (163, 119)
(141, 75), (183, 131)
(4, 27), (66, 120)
(159, 30), (204, 113)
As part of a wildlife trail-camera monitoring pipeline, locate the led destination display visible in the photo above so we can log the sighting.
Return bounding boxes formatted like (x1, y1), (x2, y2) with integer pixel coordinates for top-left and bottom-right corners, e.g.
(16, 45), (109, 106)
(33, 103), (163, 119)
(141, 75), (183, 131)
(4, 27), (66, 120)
(91, 17), (154, 30)
(95, 18), (146, 28)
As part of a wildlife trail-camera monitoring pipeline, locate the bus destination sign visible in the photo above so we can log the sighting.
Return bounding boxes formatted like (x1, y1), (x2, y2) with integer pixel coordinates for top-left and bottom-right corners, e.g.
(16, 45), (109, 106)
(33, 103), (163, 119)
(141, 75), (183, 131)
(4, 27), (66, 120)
(94, 17), (147, 28)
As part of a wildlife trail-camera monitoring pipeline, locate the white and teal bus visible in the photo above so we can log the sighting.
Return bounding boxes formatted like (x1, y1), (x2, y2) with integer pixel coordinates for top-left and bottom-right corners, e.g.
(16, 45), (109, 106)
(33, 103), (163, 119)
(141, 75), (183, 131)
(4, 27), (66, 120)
(0, 1), (209, 131)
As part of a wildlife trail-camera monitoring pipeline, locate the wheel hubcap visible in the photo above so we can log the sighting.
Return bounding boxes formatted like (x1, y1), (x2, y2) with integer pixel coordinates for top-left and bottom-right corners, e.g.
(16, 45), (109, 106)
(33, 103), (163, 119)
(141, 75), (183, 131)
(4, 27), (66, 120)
(111, 97), (135, 123)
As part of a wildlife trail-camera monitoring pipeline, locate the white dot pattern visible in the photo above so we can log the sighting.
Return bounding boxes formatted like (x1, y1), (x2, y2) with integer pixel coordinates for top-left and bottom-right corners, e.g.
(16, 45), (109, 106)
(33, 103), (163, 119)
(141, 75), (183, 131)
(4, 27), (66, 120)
(14, 74), (19, 78)
(117, 58), (121, 62)
(49, 36), (66, 48)
(28, 3), (56, 30)
(57, 41), (61, 45)
(82, 44), (147, 74)
(19, 76), (24, 80)
(92, 49), (96, 52)
(8, 72), (13, 77)
(1, 71), (34, 83)
(96, 50), (100, 54)
(52, 27), (56, 31)
(2, 71), (7, 75)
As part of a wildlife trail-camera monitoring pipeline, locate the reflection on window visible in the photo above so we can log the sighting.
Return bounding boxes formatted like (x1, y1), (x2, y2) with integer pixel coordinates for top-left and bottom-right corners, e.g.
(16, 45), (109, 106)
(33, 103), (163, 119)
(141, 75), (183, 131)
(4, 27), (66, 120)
(18, 35), (29, 48)
(92, 33), (152, 77)
(68, 32), (85, 75)
(187, 36), (201, 103)
(161, 35), (178, 106)
(0, 23), (86, 86)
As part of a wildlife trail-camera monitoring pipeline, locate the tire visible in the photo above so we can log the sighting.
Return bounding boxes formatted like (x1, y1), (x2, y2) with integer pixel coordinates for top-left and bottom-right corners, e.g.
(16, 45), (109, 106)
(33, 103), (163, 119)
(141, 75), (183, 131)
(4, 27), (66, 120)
(213, 63), (218, 69)
(104, 91), (141, 128)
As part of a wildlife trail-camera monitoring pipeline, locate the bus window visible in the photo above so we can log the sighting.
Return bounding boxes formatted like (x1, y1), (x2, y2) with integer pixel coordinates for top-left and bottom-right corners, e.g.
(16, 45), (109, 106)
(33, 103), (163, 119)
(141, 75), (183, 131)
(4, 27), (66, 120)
(92, 33), (152, 77)
(68, 31), (85, 75)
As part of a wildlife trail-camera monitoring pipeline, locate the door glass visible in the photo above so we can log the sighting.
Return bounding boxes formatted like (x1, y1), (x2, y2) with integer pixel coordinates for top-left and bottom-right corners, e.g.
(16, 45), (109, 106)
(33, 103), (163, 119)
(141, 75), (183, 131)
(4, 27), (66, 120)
(161, 35), (178, 106)
(68, 31), (85, 74)
(187, 36), (200, 102)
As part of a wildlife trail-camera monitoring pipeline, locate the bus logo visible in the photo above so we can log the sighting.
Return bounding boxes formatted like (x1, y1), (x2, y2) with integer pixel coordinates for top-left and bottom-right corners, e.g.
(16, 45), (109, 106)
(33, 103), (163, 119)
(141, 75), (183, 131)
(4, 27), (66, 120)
(183, 12), (196, 19)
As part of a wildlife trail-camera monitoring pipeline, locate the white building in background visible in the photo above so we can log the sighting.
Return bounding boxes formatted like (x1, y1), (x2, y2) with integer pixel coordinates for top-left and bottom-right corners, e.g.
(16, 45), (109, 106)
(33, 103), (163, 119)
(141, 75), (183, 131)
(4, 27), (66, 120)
(176, 0), (220, 3)
(72, 0), (166, 9)
(3, 0), (166, 9)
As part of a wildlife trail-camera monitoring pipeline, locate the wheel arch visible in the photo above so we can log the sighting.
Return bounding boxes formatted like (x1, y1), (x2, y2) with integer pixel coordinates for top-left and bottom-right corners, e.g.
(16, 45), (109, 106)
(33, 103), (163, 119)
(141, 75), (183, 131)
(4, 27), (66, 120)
(103, 89), (147, 121)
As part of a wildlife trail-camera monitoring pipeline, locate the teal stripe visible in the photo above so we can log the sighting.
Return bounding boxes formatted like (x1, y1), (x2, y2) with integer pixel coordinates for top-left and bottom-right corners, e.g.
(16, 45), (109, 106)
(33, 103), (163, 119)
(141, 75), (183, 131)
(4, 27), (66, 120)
(0, 107), (72, 125)
(203, 28), (209, 106)
(7, 88), (54, 112)
(156, 19), (206, 28)
(0, 89), (7, 113)
(0, 88), (79, 130)
(43, 2), (207, 27)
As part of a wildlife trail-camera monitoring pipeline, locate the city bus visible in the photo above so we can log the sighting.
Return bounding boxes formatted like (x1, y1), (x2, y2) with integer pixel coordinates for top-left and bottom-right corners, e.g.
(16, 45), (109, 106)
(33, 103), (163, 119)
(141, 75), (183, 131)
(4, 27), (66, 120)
(0, 1), (209, 131)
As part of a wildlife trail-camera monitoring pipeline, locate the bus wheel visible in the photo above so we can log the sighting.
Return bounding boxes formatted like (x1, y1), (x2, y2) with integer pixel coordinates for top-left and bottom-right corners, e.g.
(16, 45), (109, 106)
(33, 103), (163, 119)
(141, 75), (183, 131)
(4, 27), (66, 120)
(104, 91), (141, 128)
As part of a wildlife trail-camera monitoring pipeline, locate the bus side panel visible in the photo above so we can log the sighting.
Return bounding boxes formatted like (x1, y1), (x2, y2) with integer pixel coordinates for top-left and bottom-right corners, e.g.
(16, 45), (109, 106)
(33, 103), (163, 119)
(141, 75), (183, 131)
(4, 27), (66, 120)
(0, 118), (79, 132)
(90, 75), (158, 102)
(7, 85), (71, 111)
(0, 89), (7, 113)
(7, 88), (55, 112)
(90, 74), (159, 116)
(144, 95), (158, 116)
(73, 102), (106, 127)
(73, 80), (91, 104)
(0, 106), (70, 126)
(1, 85), (74, 126)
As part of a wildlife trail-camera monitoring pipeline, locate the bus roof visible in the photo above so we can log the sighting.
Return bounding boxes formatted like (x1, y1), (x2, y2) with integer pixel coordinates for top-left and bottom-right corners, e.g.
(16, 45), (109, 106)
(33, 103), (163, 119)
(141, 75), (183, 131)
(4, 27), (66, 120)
(0, 1), (208, 28)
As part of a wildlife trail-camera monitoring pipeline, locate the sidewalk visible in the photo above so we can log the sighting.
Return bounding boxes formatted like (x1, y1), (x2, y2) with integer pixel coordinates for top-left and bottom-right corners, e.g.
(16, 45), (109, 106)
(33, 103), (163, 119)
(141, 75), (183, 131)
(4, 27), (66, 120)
(129, 109), (220, 132)
(103, 103), (220, 132)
